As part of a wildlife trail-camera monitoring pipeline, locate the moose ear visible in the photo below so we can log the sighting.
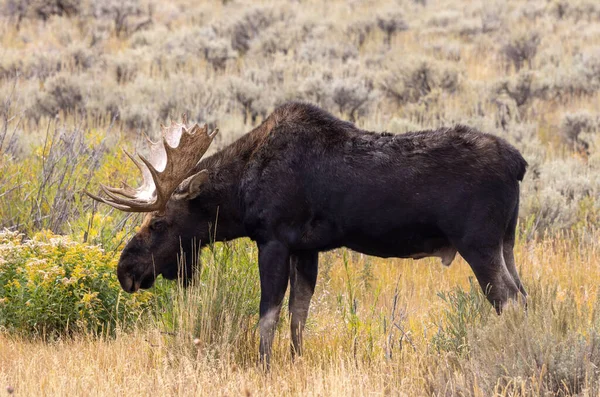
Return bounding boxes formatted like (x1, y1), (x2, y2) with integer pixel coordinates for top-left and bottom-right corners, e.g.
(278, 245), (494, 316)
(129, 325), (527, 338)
(174, 170), (209, 200)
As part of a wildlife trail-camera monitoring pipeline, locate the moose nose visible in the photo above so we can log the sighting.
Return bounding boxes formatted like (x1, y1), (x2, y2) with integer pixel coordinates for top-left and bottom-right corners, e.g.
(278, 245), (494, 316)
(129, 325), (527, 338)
(119, 273), (137, 293)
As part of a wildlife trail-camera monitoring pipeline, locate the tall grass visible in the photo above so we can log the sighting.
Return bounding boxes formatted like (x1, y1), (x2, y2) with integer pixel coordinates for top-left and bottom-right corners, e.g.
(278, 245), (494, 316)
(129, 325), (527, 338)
(1, 232), (600, 395)
(154, 240), (260, 364)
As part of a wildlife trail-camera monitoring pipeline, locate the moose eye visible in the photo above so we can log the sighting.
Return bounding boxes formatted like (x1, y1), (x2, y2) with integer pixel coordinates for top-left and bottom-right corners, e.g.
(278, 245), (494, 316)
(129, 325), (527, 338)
(150, 219), (166, 232)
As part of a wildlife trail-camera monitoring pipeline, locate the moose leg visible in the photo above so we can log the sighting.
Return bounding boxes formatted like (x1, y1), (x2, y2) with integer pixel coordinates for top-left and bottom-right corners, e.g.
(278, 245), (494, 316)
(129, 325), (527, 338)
(289, 251), (318, 359)
(503, 206), (527, 297)
(457, 243), (520, 313)
(258, 240), (290, 368)
(503, 242), (526, 297)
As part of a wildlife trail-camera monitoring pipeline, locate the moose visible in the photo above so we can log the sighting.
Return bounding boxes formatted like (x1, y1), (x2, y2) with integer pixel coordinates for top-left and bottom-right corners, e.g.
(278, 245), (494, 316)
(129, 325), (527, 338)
(87, 102), (527, 366)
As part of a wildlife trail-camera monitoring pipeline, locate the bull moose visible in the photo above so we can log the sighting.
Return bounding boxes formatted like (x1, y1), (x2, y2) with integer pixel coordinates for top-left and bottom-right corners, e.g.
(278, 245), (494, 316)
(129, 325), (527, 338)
(87, 102), (527, 365)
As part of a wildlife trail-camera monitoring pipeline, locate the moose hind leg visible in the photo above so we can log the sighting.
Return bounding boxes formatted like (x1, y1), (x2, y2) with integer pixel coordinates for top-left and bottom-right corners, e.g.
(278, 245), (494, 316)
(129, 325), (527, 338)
(458, 244), (520, 313)
(289, 251), (318, 359)
(503, 205), (527, 297)
(258, 240), (290, 368)
(503, 241), (526, 297)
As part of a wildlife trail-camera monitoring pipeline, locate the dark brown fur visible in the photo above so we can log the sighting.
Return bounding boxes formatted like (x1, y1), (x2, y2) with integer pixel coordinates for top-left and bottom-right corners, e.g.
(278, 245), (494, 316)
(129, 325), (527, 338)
(115, 102), (528, 366)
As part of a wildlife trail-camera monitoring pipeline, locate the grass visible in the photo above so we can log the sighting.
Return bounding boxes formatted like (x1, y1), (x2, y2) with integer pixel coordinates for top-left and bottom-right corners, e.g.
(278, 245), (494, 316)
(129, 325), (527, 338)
(1, 232), (599, 396)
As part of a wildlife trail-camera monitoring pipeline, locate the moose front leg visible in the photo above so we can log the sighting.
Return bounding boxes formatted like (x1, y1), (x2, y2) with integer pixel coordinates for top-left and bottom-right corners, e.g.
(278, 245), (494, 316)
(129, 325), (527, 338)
(258, 240), (290, 368)
(289, 251), (318, 359)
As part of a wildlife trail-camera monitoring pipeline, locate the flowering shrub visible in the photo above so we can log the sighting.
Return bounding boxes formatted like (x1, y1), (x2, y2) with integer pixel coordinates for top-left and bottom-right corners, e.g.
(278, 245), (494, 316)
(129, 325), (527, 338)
(0, 230), (155, 337)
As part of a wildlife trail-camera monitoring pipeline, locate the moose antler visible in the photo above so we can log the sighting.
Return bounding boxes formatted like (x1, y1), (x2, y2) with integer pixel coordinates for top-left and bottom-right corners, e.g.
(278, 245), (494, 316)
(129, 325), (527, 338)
(86, 120), (218, 212)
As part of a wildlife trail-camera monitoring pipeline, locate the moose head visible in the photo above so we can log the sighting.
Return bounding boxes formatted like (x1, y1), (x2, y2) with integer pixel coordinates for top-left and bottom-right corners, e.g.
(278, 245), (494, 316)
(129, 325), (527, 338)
(86, 118), (219, 292)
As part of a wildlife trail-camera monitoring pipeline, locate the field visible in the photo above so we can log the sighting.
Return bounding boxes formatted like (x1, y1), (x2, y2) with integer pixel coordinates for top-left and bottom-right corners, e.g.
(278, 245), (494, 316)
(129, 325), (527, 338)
(1, 0), (600, 395)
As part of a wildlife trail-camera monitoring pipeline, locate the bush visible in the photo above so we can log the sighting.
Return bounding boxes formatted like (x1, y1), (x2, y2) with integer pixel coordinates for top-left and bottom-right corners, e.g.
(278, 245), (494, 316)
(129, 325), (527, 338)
(109, 53), (138, 84)
(298, 71), (333, 107)
(380, 57), (461, 105)
(538, 48), (600, 99)
(522, 158), (600, 232)
(163, 26), (237, 70)
(346, 19), (376, 47)
(67, 43), (96, 71)
(492, 70), (544, 108)
(296, 40), (358, 64)
(552, 0), (600, 22)
(3, 0), (80, 26)
(560, 111), (600, 154)
(501, 31), (540, 71)
(27, 50), (63, 81)
(431, 278), (492, 356)
(331, 77), (373, 122)
(0, 230), (155, 337)
(30, 73), (84, 119)
(203, 38), (237, 71)
(91, 0), (152, 38)
(426, 280), (600, 396)
(228, 6), (281, 55)
(0, 123), (139, 246)
(376, 11), (408, 46)
(227, 71), (276, 124)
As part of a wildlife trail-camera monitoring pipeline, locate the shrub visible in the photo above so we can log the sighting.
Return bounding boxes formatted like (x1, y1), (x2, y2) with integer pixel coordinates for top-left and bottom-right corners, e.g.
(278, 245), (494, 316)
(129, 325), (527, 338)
(427, 10), (461, 29)
(203, 38), (237, 71)
(481, 3), (504, 33)
(522, 158), (600, 232)
(228, 6), (281, 55)
(346, 19), (376, 48)
(91, 0), (152, 38)
(227, 77), (270, 125)
(28, 50), (63, 81)
(121, 102), (155, 131)
(0, 50), (23, 81)
(109, 53), (138, 84)
(298, 72), (334, 107)
(3, 0), (80, 26)
(0, 122), (140, 247)
(576, 48), (600, 91)
(380, 57), (461, 105)
(84, 80), (121, 120)
(551, 0), (600, 22)
(560, 111), (600, 154)
(428, 40), (462, 61)
(492, 70), (546, 108)
(376, 12), (408, 46)
(501, 31), (540, 71)
(30, 73), (84, 118)
(426, 280), (600, 395)
(163, 26), (237, 70)
(296, 40), (358, 64)
(30, 0), (79, 20)
(67, 44), (96, 71)
(227, 70), (277, 124)
(431, 278), (492, 356)
(0, 230), (155, 337)
(331, 77), (373, 122)
(254, 20), (326, 59)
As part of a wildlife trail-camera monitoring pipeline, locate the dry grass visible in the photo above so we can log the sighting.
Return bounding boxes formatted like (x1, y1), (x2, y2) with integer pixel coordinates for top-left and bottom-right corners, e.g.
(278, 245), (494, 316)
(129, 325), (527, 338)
(1, 233), (600, 396)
